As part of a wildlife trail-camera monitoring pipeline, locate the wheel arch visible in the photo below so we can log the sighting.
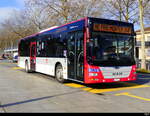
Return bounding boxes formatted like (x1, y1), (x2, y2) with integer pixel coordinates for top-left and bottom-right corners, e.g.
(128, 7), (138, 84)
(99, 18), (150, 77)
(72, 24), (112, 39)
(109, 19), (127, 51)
(25, 59), (28, 63)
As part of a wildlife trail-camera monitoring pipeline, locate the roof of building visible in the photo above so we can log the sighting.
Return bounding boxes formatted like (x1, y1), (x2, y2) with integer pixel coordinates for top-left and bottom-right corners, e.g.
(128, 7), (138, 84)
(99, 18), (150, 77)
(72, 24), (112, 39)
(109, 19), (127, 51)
(136, 27), (150, 34)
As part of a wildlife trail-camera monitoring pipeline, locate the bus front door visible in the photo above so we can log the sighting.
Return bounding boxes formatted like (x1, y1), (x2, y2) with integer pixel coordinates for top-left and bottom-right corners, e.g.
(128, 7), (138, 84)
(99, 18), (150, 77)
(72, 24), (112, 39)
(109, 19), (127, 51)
(30, 42), (36, 71)
(68, 31), (84, 81)
(68, 33), (76, 80)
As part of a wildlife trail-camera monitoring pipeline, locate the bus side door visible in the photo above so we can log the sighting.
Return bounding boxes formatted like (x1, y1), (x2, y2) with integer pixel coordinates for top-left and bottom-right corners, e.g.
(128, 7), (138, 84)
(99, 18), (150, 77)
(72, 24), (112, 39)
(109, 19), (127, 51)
(30, 42), (36, 71)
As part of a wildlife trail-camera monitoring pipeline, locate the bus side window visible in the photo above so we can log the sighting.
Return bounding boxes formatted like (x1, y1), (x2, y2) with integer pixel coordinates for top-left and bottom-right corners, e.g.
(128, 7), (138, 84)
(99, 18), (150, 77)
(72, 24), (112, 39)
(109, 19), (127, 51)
(45, 34), (51, 57)
(19, 39), (30, 57)
(36, 40), (42, 57)
(55, 33), (67, 57)
(47, 34), (55, 57)
(76, 31), (83, 52)
(56, 43), (64, 57)
(67, 33), (75, 61)
(68, 34), (75, 51)
(36, 41), (40, 57)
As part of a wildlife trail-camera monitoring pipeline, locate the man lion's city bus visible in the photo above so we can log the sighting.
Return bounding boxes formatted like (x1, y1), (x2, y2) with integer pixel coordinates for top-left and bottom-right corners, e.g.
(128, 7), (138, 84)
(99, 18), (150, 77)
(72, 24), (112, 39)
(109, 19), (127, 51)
(18, 17), (136, 84)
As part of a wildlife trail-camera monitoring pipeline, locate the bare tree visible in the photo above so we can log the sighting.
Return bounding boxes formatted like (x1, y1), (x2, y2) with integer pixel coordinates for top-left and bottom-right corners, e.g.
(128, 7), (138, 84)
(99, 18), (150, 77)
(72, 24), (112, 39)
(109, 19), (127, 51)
(144, 0), (150, 25)
(27, 0), (105, 24)
(0, 9), (38, 50)
(104, 0), (150, 24)
(0, 0), (105, 50)
(24, 0), (55, 31)
(103, 0), (139, 23)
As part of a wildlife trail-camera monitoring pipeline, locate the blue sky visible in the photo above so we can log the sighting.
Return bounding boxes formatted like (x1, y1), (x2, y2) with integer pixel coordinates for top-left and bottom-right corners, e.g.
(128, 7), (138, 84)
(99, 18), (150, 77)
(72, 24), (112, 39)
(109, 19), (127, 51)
(0, 0), (24, 8)
(0, 0), (25, 23)
(0, 0), (20, 7)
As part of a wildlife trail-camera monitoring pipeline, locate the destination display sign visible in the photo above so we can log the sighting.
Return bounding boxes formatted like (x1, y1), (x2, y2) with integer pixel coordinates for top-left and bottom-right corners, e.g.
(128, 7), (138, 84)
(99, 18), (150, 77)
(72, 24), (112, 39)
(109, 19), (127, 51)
(93, 24), (132, 34)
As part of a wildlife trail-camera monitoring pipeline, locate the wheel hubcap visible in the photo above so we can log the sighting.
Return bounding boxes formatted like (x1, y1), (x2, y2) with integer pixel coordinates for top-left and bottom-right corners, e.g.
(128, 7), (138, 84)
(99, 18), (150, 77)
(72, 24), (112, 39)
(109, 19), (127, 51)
(57, 69), (63, 81)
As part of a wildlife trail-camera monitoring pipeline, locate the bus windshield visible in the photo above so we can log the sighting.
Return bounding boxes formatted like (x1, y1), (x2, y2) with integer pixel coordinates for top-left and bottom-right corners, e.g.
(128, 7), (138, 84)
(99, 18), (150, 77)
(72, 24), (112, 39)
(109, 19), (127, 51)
(87, 32), (135, 66)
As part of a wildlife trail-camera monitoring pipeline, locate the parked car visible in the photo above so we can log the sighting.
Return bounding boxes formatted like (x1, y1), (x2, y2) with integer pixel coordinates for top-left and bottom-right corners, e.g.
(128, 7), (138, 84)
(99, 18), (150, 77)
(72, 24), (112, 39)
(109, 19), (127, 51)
(13, 52), (18, 62)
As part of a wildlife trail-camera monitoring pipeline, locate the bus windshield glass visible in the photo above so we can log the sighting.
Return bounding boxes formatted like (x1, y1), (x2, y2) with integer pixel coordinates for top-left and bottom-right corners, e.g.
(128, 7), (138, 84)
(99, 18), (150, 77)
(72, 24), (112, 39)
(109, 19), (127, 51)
(87, 32), (135, 66)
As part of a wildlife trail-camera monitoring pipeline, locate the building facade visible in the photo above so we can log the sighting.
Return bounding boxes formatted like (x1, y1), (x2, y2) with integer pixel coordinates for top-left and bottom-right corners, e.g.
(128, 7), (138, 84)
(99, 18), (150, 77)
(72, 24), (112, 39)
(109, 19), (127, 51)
(136, 27), (150, 60)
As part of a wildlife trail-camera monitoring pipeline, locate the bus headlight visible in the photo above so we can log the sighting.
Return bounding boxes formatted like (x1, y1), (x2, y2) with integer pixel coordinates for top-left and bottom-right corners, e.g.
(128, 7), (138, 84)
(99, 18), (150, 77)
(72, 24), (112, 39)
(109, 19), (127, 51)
(89, 73), (98, 76)
(88, 68), (100, 72)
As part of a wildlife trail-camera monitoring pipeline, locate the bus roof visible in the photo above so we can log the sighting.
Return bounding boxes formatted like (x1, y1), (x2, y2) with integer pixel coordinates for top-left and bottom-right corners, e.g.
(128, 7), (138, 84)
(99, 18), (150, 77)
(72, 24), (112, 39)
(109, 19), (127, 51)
(20, 17), (134, 40)
(21, 17), (86, 40)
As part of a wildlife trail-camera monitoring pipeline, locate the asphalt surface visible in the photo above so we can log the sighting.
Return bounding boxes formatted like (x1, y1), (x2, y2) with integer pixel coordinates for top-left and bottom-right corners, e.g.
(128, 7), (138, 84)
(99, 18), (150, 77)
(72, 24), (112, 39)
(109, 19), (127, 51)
(0, 60), (150, 113)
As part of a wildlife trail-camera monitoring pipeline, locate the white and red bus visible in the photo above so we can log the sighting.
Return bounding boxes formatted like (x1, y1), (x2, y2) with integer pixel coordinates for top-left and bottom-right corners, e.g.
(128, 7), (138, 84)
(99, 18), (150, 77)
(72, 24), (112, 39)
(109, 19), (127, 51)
(18, 17), (136, 84)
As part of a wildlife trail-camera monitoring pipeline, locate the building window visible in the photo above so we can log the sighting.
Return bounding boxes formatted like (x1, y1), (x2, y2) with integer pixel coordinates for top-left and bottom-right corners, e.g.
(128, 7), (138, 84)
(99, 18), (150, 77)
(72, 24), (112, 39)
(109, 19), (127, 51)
(147, 36), (150, 41)
(147, 49), (150, 57)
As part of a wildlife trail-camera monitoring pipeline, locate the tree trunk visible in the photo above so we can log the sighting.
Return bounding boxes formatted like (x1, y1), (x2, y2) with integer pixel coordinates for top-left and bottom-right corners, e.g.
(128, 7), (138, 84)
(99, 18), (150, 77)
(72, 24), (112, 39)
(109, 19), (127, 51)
(138, 0), (146, 69)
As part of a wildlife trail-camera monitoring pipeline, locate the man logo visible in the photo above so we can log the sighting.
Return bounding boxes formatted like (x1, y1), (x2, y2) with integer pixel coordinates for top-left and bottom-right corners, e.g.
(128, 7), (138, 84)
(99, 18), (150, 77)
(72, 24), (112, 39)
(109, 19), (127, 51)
(112, 72), (123, 76)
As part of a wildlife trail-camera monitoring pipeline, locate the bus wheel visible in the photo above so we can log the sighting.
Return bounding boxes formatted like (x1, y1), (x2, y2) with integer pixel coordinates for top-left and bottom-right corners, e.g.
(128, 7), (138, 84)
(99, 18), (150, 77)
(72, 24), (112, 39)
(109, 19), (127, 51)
(55, 65), (65, 83)
(25, 61), (30, 73)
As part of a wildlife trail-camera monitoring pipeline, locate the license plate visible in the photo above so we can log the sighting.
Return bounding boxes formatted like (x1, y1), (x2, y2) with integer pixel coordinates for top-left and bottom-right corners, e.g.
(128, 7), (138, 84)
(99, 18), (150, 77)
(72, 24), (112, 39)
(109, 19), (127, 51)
(114, 79), (120, 81)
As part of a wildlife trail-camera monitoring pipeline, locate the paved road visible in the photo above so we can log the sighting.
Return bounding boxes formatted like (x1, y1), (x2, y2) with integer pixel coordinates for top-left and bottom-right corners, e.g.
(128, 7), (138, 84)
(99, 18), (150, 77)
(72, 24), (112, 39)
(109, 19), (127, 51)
(0, 60), (150, 113)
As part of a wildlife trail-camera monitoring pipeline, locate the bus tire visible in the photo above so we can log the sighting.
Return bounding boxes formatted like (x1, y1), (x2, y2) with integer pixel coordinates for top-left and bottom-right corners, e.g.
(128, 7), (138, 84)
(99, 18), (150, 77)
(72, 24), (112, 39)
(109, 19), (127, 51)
(55, 64), (66, 83)
(25, 61), (30, 73)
